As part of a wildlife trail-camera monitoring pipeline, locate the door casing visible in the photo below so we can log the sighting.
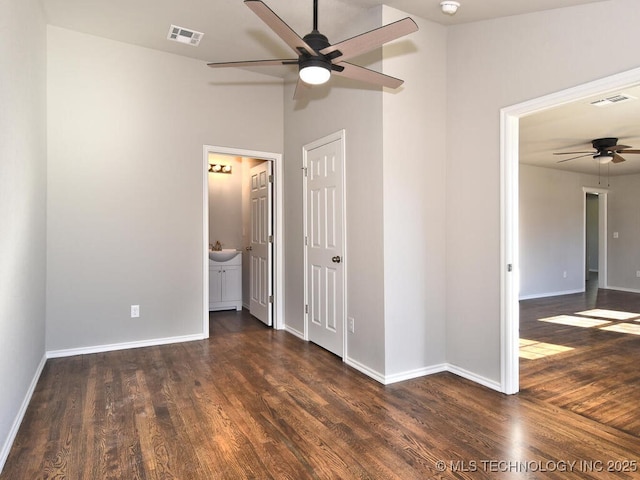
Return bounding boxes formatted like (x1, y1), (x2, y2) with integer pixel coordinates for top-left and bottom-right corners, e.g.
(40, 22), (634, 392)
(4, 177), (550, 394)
(583, 187), (608, 289)
(202, 145), (284, 337)
(501, 66), (640, 395)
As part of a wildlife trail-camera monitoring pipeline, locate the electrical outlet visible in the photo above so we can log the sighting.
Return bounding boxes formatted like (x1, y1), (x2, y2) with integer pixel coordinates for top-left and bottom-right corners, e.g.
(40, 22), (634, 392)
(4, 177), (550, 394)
(348, 317), (355, 333)
(131, 305), (140, 318)
(636, 271), (640, 278)
(563, 271), (567, 278)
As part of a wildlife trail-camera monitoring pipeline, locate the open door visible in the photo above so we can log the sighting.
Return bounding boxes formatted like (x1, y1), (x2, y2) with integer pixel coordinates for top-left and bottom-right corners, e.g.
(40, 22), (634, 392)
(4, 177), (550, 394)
(249, 161), (273, 326)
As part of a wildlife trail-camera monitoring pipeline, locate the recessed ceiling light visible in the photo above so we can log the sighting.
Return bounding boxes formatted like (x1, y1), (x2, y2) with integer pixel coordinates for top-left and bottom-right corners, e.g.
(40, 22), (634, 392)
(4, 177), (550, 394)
(167, 25), (204, 47)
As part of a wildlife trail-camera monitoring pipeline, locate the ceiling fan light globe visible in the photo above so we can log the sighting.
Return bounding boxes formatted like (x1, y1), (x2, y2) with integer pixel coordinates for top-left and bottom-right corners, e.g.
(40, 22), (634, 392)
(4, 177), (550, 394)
(595, 153), (613, 164)
(299, 65), (331, 85)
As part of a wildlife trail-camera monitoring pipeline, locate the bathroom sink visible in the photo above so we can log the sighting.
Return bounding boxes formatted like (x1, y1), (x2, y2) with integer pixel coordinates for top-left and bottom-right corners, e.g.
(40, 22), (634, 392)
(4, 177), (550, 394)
(209, 249), (240, 262)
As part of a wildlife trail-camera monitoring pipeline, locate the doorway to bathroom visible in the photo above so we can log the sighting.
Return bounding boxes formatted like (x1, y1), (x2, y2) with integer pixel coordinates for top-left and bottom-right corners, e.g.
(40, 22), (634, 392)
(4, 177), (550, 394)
(202, 145), (284, 337)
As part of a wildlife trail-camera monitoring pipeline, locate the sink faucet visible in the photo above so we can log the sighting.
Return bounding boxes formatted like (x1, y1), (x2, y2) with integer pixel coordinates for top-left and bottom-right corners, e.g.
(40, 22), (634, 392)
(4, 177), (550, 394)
(213, 241), (222, 251)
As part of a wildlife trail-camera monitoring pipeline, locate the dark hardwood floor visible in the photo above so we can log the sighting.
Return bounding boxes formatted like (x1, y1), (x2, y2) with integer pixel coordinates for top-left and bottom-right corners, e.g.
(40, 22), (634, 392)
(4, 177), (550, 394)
(520, 274), (640, 439)
(2, 305), (639, 479)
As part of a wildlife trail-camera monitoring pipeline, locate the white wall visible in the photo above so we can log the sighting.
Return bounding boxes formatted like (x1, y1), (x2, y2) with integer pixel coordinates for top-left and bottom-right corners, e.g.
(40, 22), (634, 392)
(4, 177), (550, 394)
(382, 7), (447, 378)
(208, 155), (243, 251)
(446, 0), (640, 383)
(607, 173), (640, 291)
(46, 27), (283, 352)
(519, 165), (601, 298)
(0, 0), (47, 468)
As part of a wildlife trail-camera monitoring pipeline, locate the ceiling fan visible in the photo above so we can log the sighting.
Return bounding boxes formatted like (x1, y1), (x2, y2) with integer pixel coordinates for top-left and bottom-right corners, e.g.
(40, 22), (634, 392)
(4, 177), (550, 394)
(554, 137), (640, 164)
(206, 0), (418, 98)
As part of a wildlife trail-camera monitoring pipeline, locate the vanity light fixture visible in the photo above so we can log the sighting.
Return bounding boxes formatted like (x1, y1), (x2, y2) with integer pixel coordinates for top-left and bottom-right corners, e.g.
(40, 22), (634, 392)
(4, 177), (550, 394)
(440, 1), (460, 15)
(209, 164), (232, 174)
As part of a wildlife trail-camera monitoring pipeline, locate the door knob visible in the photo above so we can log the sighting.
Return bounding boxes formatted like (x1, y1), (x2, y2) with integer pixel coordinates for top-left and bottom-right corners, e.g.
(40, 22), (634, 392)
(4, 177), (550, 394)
(332, 256), (342, 263)
(246, 246), (252, 251)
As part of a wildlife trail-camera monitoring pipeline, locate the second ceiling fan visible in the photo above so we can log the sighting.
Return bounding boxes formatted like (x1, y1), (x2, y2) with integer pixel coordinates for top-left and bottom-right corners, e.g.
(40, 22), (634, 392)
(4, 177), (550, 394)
(554, 137), (640, 164)
(207, 0), (418, 98)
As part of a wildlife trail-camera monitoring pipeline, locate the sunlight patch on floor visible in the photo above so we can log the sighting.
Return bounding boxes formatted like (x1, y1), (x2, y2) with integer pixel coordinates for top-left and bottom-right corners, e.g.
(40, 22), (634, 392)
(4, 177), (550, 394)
(519, 338), (574, 359)
(575, 309), (640, 321)
(538, 315), (611, 328)
(600, 323), (640, 336)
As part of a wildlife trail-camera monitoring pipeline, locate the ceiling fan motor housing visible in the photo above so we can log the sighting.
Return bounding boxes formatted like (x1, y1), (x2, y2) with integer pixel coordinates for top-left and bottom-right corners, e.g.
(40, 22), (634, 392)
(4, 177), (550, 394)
(592, 137), (618, 151)
(302, 30), (330, 51)
(299, 30), (333, 78)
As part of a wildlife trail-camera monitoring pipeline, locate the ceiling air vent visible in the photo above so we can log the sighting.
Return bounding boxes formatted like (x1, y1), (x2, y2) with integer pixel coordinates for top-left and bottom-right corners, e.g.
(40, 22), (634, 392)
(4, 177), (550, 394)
(589, 93), (636, 107)
(167, 25), (204, 46)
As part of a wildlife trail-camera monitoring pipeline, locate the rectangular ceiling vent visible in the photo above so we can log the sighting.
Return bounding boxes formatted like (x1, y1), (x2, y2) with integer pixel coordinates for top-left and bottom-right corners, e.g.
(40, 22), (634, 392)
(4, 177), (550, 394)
(167, 25), (204, 46)
(590, 93), (637, 107)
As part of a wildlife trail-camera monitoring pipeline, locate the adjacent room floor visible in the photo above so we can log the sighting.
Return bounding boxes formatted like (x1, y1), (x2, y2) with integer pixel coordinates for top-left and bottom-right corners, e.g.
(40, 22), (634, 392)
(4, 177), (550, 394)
(520, 274), (640, 437)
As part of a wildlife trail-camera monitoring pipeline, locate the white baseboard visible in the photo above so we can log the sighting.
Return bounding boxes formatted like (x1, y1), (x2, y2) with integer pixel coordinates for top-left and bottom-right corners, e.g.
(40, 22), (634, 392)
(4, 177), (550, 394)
(519, 288), (584, 300)
(383, 364), (448, 385)
(446, 364), (502, 392)
(283, 325), (305, 340)
(604, 285), (640, 294)
(0, 353), (47, 472)
(520, 285), (640, 300)
(344, 356), (385, 384)
(46, 333), (206, 359)
(344, 358), (501, 392)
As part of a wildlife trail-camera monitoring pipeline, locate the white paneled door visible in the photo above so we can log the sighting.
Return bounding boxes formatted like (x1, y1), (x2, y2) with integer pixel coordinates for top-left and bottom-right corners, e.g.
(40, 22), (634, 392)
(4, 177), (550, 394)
(250, 161), (272, 326)
(304, 131), (345, 357)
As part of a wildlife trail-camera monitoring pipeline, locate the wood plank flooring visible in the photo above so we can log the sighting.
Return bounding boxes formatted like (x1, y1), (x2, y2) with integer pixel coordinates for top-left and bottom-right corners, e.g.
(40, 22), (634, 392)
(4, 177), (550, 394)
(520, 278), (640, 439)
(2, 307), (640, 479)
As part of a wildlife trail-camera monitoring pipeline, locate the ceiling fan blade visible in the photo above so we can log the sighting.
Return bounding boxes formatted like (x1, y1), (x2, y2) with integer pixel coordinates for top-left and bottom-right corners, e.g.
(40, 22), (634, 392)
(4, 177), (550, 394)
(293, 77), (311, 100)
(556, 153), (593, 163)
(332, 62), (403, 89)
(207, 59), (298, 68)
(612, 153), (626, 163)
(244, 0), (315, 56)
(553, 151), (593, 155)
(320, 17), (418, 63)
(617, 149), (640, 154)
(609, 144), (631, 151)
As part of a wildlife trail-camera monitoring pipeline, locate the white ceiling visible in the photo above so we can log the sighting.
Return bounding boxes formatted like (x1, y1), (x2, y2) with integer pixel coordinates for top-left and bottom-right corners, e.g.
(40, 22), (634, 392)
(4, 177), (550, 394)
(42, 0), (607, 65)
(520, 84), (640, 177)
(44, 0), (635, 176)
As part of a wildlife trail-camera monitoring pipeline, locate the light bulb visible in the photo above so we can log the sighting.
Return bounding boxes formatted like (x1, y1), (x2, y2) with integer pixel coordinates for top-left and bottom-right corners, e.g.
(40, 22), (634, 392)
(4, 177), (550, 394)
(299, 65), (331, 85)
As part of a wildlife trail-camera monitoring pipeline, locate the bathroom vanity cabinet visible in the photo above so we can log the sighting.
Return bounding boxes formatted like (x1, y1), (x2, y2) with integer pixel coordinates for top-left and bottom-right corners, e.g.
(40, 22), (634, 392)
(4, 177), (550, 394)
(209, 253), (242, 311)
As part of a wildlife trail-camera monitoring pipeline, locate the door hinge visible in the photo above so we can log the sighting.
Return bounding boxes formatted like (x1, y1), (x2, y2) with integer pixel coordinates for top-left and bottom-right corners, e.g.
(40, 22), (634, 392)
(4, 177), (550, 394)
(304, 236), (308, 246)
(268, 174), (273, 183)
(507, 263), (513, 272)
(302, 167), (308, 177)
(269, 295), (274, 303)
(305, 304), (309, 314)
(268, 235), (273, 243)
